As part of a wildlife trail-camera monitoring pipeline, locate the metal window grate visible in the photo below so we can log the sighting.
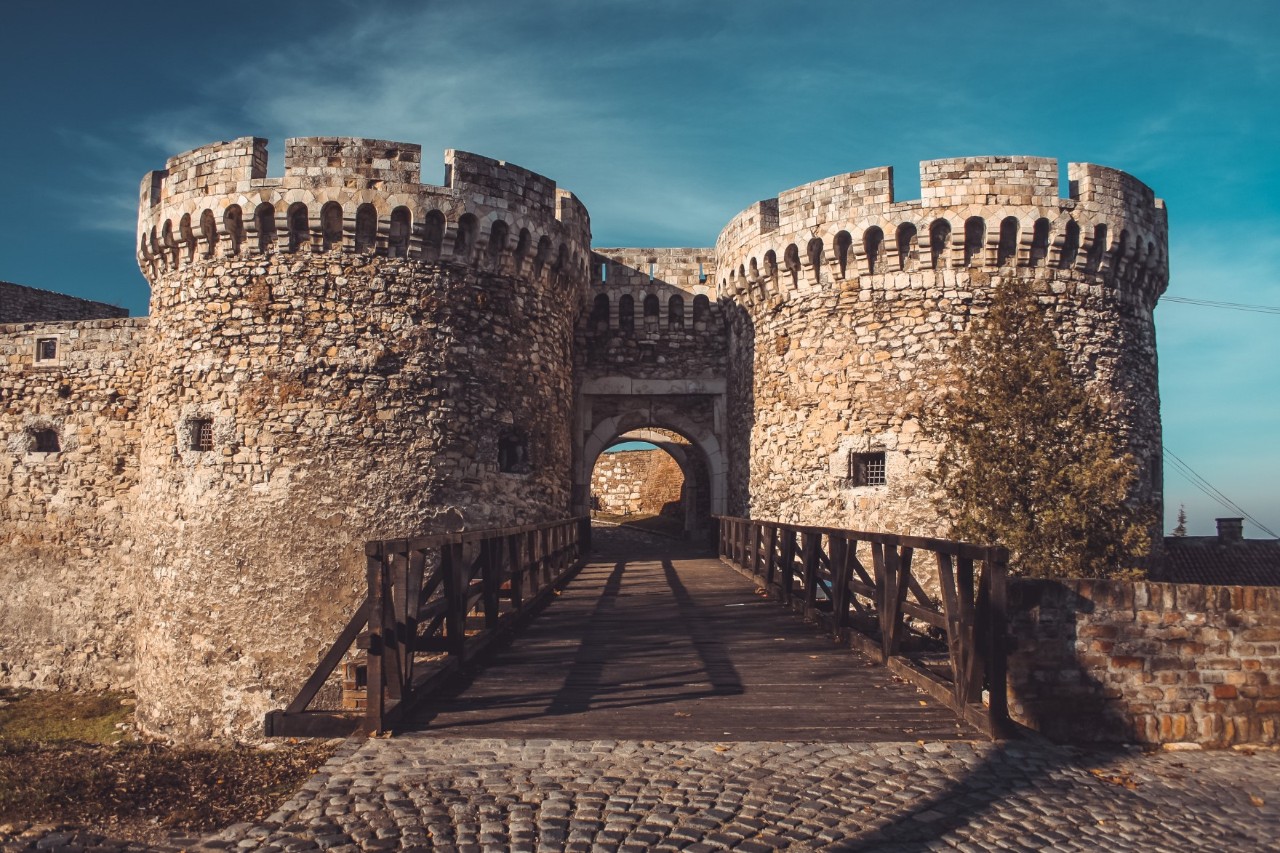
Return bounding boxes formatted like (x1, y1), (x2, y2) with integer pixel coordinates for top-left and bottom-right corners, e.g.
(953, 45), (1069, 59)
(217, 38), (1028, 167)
(852, 451), (886, 487)
(36, 338), (57, 361)
(191, 419), (214, 452)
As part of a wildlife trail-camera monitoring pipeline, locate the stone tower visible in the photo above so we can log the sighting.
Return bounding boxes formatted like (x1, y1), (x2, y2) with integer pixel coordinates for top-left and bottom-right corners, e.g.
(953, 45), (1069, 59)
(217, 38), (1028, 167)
(716, 157), (1167, 536)
(132, 137), (590, 737)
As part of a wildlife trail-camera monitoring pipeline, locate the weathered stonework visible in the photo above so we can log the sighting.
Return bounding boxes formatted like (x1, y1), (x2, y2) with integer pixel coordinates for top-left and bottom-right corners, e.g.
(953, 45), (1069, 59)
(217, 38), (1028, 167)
(1007, 579), (1280, 746)
(0, 142), (1170, 742)
(717, 157), (1166, 537)
(0, 318), (145, 691)
(590, 448), (684, 517)
(0, 281), (128, 323)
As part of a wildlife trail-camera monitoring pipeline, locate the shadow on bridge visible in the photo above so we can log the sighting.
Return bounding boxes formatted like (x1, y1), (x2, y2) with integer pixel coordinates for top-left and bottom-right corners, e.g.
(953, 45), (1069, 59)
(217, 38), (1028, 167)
(404, 525), (974, 741)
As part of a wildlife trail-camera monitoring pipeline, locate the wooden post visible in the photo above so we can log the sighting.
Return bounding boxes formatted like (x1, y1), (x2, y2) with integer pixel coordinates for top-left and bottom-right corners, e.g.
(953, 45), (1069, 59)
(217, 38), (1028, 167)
(778, 528), (796, 604)
(481, 537), (500, 631)
(985, 546), (1010, 728)
(507, 533), (522, 612)
(830, 535), (850, 637)
(441, 542), (467, 660)
(364, 549), (386, 735)
(801, 531), (820, 618)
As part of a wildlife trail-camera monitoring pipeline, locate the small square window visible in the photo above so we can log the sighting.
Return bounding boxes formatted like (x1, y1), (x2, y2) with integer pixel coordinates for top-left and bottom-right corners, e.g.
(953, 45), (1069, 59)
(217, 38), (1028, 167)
(32, 429), (60, 453)
(190, 418), (214, 452)
(498, 430), (530, 474)
(851, 451), (886, 487)
(35, 338), (57, 362)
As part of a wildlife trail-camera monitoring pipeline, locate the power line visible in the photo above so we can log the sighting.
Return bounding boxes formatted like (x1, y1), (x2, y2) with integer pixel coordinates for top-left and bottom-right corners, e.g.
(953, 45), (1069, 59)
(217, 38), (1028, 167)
(1162, 295), (1280, 315)
(1162, 447), (1279, 538)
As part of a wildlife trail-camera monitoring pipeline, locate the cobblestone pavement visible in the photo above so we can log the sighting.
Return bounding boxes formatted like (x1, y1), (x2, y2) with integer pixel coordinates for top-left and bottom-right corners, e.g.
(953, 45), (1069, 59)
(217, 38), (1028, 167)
(189, 735), (1278, 852)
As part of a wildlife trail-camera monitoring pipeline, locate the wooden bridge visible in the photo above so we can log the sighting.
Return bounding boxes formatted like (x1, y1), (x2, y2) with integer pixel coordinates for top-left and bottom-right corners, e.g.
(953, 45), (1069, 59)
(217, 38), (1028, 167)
(267, 516), (1009, 742)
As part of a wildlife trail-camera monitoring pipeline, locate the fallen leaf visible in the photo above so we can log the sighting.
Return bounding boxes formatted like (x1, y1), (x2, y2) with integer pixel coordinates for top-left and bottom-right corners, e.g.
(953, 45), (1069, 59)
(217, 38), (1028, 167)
(1250, 795), (1265, 807)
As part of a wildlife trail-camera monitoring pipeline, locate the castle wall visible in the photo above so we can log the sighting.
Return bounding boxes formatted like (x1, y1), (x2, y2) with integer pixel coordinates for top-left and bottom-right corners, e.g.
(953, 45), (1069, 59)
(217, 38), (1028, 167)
(0, 281), (128, 323)
(0, 318), (147, 691)
(717, 157), (1167, 546)
(130, 137), (591, 740)
(590, 448), (684, 516)
(579, 249), (723, 382)
(1007, 578), (1280, 746)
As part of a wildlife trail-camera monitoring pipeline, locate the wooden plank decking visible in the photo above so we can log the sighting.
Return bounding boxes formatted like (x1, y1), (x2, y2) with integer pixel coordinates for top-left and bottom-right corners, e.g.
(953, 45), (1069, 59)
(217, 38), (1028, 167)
(404, 527), (978, 741)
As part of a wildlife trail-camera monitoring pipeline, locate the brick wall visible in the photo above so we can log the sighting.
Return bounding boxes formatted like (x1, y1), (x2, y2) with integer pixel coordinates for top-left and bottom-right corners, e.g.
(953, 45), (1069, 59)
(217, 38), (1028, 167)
(1007, 579), (1280, 746)
(591, 449), (684, 516)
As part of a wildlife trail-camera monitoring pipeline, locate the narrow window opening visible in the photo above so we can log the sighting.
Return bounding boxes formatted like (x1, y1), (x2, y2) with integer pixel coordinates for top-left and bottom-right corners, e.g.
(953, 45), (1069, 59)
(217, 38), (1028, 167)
(850, 451), (886, 487)
(190, 418), (214, 452)
(498, 430), (530, 474)
(321, 202), (344, 251)
(997, 216), (1019, 266)
(964, 216), (986, 266)
(591, 294), (610, 331)
(896, 223), (918, 271)
(1059, 219), (1080, 268)
(618, 295), (635, 331)
(33, 429), (60, 453)
(388, 207), (411, 258)
(863, 227), (884, 275)
(669, 295), (685, 329)
(929, 220), (951, 269)
(1030, 218), (1050, 267)
(35, 338), (58, 362)
(643, 294), (660, 325)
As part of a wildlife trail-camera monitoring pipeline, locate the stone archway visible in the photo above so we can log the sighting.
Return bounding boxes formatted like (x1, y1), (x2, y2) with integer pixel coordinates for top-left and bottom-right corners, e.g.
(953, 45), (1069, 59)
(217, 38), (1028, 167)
(574, 388), (726, 539)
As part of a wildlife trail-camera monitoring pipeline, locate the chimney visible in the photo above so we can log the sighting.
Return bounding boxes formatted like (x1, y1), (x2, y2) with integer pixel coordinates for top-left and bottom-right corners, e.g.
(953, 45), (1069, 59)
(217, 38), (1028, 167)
(1216, 517), (1244, 543)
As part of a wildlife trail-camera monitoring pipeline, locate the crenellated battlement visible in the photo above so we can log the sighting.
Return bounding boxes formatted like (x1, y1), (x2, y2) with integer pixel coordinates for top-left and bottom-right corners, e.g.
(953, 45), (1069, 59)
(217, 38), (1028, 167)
(716, 156), (1168, 311)
(583, 249), (719, 336)
(137, 137), (592, 299)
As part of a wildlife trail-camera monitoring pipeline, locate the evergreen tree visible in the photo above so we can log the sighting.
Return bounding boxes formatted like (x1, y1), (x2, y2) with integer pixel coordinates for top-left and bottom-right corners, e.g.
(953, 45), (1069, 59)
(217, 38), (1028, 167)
(925, 277), (1151, 578)
(1172, 504), (1188, 537)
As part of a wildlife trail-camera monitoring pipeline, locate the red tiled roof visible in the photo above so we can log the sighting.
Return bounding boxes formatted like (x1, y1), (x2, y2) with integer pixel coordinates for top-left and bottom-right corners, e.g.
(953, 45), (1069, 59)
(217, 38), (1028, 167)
(1162, 536), (1280, 586)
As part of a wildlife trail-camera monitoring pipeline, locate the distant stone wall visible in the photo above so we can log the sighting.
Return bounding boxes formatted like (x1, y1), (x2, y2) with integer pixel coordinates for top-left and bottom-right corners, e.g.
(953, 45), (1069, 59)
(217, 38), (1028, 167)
(0, 317), (147, 692)
(0, 281), (128, 323)
(1007, 578), (1280, 746)
(591, 449), (684, 516)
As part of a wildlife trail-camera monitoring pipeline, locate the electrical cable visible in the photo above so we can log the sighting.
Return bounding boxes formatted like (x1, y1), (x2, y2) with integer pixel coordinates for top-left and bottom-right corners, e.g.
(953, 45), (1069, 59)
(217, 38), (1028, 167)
(1162, 447), (1279, 538)
(1162, 295), (1280, 315)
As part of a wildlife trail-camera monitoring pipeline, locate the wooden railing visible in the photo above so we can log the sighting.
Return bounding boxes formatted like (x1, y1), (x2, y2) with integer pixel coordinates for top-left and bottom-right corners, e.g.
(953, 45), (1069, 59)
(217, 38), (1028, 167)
(266, 516), (591, 737)
(715, 515), (1010, 735)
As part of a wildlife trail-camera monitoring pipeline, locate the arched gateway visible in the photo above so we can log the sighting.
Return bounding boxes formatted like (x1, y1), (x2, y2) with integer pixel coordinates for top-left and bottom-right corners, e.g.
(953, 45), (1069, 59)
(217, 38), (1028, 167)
(572, 249), (727, 538)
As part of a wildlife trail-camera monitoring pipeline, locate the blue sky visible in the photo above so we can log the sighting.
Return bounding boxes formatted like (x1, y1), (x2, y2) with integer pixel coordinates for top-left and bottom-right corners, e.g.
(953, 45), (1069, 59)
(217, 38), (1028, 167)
(2, 0), (1276, 536)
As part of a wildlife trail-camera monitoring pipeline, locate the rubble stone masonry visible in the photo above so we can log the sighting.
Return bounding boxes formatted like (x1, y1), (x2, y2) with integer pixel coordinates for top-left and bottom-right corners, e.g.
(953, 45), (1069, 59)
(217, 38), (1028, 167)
(717, 157), (1166, 537)
(590, 449), (684, 516)
(1, 141), (1177, 743)
(0, 281), (128, 323)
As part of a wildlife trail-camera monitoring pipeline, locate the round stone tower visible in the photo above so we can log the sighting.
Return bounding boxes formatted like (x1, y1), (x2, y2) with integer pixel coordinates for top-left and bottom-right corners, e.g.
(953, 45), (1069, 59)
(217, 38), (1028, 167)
(133, 137), (591, 740)
(716, 156), (1167, 536)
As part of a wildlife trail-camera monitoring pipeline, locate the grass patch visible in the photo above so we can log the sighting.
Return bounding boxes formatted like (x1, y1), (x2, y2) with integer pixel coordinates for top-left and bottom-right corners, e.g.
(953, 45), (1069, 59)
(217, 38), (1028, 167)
(0, 687), (132, 746)
(0, 688), (335, 845)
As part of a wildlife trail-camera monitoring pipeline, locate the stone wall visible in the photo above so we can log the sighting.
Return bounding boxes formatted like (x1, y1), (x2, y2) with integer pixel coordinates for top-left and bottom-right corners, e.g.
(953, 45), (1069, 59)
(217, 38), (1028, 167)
(113, 136), (592, 742)
(717, 157), (1167, 538)
(590, 448), (684, 516)
(579, 249), (724, 382)
(0, 281), (128, 323)
(0, 317), (147, 691)
(1007, 578), (1280, 746)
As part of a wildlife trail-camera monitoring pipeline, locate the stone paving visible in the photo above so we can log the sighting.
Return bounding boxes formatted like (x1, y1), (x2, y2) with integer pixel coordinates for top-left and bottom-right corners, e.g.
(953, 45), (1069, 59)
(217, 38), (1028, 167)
(191, 735), (1279, 852)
